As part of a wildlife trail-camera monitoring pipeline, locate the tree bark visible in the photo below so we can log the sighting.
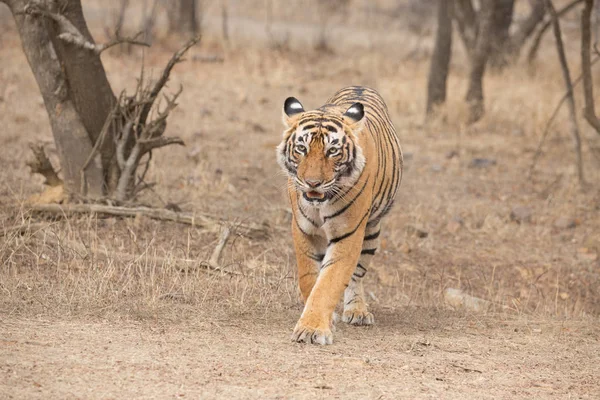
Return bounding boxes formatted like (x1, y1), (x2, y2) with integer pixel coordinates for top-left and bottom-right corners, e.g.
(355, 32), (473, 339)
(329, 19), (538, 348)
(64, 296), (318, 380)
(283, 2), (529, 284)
(45, 0), (118, 189)
(488, 0), (515, 69)
(426, 0), (453, 116)
(454, 0), (477, 58)
(465, 0), (494, 123)
(168, 0), (199, 34)
(580, 0), (600, 134)
(3, 0), (104, 197)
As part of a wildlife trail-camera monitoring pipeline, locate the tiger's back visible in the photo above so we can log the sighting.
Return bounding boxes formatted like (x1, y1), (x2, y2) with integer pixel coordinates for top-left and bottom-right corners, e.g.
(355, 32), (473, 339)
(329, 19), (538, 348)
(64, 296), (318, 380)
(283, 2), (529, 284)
(325, 86), (403, 225)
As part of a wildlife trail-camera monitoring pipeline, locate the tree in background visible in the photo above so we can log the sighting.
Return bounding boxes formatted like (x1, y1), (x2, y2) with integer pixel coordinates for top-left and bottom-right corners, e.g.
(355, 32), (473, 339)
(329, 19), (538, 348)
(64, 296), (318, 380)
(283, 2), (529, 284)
(167, 0), (200, 35)
(426, 0), (453, 116)
(1, 0), (197, 202)
(427, 0), (546, 122)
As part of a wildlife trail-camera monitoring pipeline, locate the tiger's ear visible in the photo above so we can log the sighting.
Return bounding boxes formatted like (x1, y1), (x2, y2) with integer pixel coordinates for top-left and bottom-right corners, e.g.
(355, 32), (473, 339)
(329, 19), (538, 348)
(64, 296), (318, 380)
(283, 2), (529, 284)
(343, 102), (365, 131)
(282, 97), (304, 128)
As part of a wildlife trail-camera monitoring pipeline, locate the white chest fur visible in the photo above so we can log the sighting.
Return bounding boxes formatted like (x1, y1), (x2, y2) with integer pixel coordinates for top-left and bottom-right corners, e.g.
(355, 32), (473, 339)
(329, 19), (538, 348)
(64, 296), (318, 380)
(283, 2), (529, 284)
(296, 198), (329, 237)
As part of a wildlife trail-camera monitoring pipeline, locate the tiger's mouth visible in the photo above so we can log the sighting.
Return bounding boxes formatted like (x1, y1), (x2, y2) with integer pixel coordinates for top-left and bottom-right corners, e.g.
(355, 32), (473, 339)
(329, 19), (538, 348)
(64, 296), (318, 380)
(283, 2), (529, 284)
(302, 190), (331, 203)
(305, 191), (325, 199)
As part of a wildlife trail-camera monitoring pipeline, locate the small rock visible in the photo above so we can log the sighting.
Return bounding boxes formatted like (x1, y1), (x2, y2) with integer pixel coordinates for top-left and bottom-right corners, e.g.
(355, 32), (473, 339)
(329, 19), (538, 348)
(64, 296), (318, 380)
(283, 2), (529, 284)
(431, 164), (443, 172)
(406, 224), (428, 238)
(559, 292), (569, 300)
(399, 242), (412, 254)
(468, 158), (497, 168)
(444, 288), (491, 313)
(446, 150), (459, 159)
(187, 145), (202, 161)
(553, 217), (577, 230)
(446, 216), (464, 234)
(250, 122), (267, 133)
(510, 206), (532, 223)
(165, 203), (182, 212)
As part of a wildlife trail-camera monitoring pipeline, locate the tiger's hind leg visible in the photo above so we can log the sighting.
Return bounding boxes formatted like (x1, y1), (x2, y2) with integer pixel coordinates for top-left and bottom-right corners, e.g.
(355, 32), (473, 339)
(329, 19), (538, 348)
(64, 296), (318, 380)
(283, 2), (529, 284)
(342, 222), (380, 326)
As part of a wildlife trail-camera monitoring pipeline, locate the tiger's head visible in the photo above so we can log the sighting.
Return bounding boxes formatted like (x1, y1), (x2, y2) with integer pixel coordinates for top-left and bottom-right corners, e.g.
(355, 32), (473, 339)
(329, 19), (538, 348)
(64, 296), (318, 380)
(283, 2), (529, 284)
(277, 97), (366, 205)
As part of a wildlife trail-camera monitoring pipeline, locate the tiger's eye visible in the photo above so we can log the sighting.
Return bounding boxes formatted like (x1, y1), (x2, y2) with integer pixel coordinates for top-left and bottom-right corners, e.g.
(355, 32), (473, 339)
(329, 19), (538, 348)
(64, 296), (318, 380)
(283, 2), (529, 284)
(327, 147), (338, 156)
(296, 145), (307, 154)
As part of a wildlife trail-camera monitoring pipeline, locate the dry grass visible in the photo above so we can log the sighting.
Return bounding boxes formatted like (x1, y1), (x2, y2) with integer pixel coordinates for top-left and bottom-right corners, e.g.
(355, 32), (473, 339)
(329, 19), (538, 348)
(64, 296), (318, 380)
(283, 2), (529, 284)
(1, 1), (599, 324)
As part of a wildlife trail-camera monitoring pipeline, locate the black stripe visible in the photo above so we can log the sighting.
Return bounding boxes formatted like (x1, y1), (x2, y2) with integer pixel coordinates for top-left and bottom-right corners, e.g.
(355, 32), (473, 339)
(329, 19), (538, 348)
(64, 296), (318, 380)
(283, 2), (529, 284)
(308, 253), (325, 262)
(293, 216), (309, 236)
(297, 197), (319, 227)
(345, 297), (360, 306)
(323, 177), (369, 222)
(320, 257), (338, 271)
(328, 210), (370, 245)
(361, 248), (377, 255)
(364, 230), (381, 241)
(353, 269), (367, 278)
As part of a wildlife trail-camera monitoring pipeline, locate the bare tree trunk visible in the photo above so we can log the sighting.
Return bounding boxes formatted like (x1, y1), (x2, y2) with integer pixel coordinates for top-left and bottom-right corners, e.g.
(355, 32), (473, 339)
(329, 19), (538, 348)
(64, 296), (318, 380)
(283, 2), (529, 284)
(546, 0), (585, 184)
(488, 0), (515, 69)
(168, 0), (199, 35)
(488, 0), (545, 69)
(454, 0), (477, 56)
(465, 0), (494, 123)
(580, 0), (600, 134)
(426, 0), (453, 116)
(2, 0), (105, 198)
(45, 0), (118, 189)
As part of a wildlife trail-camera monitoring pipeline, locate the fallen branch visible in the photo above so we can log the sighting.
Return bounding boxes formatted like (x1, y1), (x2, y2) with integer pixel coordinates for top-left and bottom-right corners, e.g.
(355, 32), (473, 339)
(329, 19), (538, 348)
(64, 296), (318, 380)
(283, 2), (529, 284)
(206, 226), (230, 267)
(28, 203), (272, 240)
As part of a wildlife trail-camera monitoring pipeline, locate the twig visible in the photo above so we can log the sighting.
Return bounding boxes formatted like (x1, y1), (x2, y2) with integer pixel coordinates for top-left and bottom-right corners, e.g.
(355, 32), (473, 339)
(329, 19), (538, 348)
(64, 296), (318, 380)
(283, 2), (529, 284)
(80, 100), (121, 194)
(28, 203), (272, 240)
(529, 56), (600, 175)
(26, 143), (62, 187)
(24, 3), (149, 54)
(527, 0), (584, 64)
(207, 226), (230, 267)
(581, 0), (600, 134)
(544, 0), (585, 185)
(139, 36), (201, 126)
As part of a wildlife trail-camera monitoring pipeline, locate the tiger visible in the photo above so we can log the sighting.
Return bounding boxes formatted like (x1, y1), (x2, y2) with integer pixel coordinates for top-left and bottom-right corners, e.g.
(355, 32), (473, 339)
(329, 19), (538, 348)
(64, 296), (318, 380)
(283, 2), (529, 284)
(277, 86), (403, 345)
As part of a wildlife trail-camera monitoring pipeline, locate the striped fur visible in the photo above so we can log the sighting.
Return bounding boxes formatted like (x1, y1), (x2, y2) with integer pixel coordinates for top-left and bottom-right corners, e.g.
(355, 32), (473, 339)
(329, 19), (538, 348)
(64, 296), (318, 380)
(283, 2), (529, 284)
(277, 86), (403, 345)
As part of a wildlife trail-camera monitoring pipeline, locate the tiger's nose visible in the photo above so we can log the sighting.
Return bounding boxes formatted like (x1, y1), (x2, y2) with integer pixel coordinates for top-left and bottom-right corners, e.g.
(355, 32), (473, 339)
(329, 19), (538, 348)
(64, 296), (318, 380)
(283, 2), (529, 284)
(305, 179), (322, 188)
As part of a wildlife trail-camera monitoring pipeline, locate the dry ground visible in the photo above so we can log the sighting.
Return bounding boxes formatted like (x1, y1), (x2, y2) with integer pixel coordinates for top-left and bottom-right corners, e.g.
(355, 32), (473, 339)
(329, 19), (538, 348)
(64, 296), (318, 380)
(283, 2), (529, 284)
(1, 6), (600, 399)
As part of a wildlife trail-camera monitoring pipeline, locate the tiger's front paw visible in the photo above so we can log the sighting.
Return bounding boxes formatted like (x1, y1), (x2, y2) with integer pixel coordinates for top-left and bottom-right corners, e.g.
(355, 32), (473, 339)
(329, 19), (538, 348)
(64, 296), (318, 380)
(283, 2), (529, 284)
(342, 309), (374, 326)
(291, 319), (333, 345)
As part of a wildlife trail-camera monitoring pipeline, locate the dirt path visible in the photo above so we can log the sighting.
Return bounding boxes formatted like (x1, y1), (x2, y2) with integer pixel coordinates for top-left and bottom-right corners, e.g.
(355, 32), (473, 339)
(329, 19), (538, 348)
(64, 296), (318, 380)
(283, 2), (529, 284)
(2, 310), (598, 399)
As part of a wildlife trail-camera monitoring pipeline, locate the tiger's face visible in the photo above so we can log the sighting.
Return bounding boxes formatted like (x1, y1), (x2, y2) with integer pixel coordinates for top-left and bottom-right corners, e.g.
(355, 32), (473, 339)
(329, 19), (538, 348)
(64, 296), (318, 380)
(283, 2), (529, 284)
(277, 97), (366, 205)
